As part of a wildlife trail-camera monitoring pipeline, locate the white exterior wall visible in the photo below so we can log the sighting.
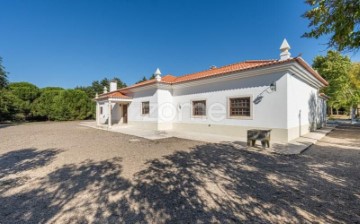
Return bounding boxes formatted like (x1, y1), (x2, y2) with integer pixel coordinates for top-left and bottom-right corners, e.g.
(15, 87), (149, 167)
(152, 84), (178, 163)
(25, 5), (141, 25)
(126, 87), (174, 130)
(156, 88), (174, 130)
(98, 101), (121, 125)
(286, 73), (325, 140)
(127, 89), (158, 129)
(98, 102), (108, 124)
(170, 72), (289, 141)
(96, 69), (326, 142)
(172, 72), (287, 128)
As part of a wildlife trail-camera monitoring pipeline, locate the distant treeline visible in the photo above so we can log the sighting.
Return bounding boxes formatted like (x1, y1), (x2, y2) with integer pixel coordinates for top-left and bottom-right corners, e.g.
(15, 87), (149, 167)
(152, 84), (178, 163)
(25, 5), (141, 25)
(0, 78), (125, 122)
(0, 55), (161, 122)
(0, 56), (129, 121)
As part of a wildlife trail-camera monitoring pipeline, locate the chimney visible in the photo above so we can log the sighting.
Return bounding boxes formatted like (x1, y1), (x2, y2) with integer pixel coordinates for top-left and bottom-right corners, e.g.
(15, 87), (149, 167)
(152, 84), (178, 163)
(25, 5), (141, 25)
(154, 68), (162, 82)
(110, 80), (117, 92)
(103, 86), (108, 94)
(279, 38), (291, 61)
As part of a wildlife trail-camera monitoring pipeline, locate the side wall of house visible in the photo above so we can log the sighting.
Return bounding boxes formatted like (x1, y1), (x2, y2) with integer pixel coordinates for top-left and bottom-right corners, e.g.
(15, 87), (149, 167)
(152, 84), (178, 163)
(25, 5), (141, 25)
(127, 89), (159, 129)
(98, 101), (122, 125)
(172, 72), (289, 142)
(126, 87), (174, 130)
(286, 73), (325, 141)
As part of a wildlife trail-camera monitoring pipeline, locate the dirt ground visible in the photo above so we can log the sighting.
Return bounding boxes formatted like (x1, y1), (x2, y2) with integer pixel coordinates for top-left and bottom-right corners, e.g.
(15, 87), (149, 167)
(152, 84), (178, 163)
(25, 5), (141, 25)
(0, 121), (359, 223)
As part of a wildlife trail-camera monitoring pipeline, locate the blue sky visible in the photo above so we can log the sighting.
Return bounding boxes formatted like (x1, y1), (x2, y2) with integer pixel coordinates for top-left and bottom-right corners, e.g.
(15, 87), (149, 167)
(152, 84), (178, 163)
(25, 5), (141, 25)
(1, 0), (359, 88)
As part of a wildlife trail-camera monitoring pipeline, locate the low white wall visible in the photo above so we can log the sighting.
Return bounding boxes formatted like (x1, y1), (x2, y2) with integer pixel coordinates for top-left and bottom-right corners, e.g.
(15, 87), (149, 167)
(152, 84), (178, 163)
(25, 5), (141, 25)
(173, 123), (289, 142)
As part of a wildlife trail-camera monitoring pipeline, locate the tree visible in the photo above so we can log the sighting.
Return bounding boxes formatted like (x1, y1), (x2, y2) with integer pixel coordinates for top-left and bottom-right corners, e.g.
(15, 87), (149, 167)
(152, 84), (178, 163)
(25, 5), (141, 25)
(31, 88), (63, 120)
(111, 77), (127, 89)
(312, 51), (359, 117)
(0, 89), (22, 121)
(349, 63), (360, 88)
(149, 74), (156, 80)
(0, 57), (8, 89)
(135, 74), (156, 84)
(50, 89), (93, 121)
(8, 82), (40, 102)
(135, 76), (147, 84)
(349, 63), (360, 117)
(76, 77), (127, 99)
(100, 77), (127, 91)
(8, 82), (40, 119)
(303, 0), (360, 51)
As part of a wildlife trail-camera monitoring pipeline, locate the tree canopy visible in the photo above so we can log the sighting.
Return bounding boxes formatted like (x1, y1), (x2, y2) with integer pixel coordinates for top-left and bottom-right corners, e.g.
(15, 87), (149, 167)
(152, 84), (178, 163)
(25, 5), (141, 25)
(135, 74), (156, 84)
(0, 89), (22, 121)
(31, 88), (63, 120)
(0, 55), (128, 122)
(313, 51), (360, 112)
(0, 57), (8, 89)
(135, 76), (148, 84)
(8, 82), (40, 102)
(303, 0), (360, 51)
(76, 77), (127, 99)
(50, 89), (93, 121)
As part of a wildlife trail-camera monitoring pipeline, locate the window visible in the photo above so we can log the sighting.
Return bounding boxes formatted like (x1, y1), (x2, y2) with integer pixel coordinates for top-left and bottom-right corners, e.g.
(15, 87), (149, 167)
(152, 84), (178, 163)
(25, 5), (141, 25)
(142, 101), (150, 115)
(192, 100), (206, 116)
(229, 97), (251, 117)
(100, 107), (103, 115)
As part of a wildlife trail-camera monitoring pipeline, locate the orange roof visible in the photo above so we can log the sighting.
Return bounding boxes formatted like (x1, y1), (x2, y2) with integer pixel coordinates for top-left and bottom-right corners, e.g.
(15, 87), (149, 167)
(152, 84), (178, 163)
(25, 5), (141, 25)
(97, 91), (131, 100)
(117, 57), (328, 93)
(122, 75), (177, 89)
(174, 60), (277, 83)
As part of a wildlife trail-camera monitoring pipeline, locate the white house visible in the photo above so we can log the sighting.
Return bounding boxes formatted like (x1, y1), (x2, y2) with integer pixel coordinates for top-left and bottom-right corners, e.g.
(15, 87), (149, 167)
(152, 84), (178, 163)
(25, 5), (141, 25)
(95, 39), (329, 142)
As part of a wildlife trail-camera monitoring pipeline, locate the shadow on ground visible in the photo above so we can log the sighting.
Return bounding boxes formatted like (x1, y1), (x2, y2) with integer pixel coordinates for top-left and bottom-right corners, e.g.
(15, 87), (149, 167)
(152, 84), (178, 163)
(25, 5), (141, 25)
(0, 124), (359, 223)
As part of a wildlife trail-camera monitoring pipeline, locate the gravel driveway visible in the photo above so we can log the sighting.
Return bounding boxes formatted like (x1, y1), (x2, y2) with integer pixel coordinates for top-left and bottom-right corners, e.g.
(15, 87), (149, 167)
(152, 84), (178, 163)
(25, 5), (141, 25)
(0, 121), (359, 223)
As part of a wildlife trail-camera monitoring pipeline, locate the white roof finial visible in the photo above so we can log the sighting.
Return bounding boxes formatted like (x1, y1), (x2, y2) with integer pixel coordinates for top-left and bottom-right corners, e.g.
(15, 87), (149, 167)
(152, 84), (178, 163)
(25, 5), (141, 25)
(154, 68), (162, 82)
(103, 86), (108, 94)
(280, 38), (291, 61)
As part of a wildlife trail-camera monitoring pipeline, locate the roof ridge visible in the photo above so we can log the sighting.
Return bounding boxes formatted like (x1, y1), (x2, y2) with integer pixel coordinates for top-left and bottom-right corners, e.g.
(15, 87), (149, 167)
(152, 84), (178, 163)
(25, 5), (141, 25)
(117, 57), (328, 91)
(244, 59), (278, 63)
(175, 59), (276, 80)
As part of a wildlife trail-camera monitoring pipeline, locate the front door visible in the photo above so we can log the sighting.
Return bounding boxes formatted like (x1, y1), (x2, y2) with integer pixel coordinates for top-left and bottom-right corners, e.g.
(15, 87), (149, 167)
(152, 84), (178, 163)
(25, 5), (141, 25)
(122, 104), (128, 124)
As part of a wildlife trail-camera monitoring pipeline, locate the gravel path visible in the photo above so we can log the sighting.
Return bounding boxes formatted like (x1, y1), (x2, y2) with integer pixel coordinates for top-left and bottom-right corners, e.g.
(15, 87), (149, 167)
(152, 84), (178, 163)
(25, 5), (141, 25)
(0, 121), (359, 223)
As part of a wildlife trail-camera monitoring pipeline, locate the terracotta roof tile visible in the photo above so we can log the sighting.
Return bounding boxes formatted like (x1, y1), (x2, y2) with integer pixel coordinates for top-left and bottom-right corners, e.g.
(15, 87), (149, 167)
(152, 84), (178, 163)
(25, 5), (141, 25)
(118, 57), (328, 92)
(97, 91), (131, 100)
(120, 75), (177, 91)
(173, 60), (276, 83)
(161, 75), (177, 83)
